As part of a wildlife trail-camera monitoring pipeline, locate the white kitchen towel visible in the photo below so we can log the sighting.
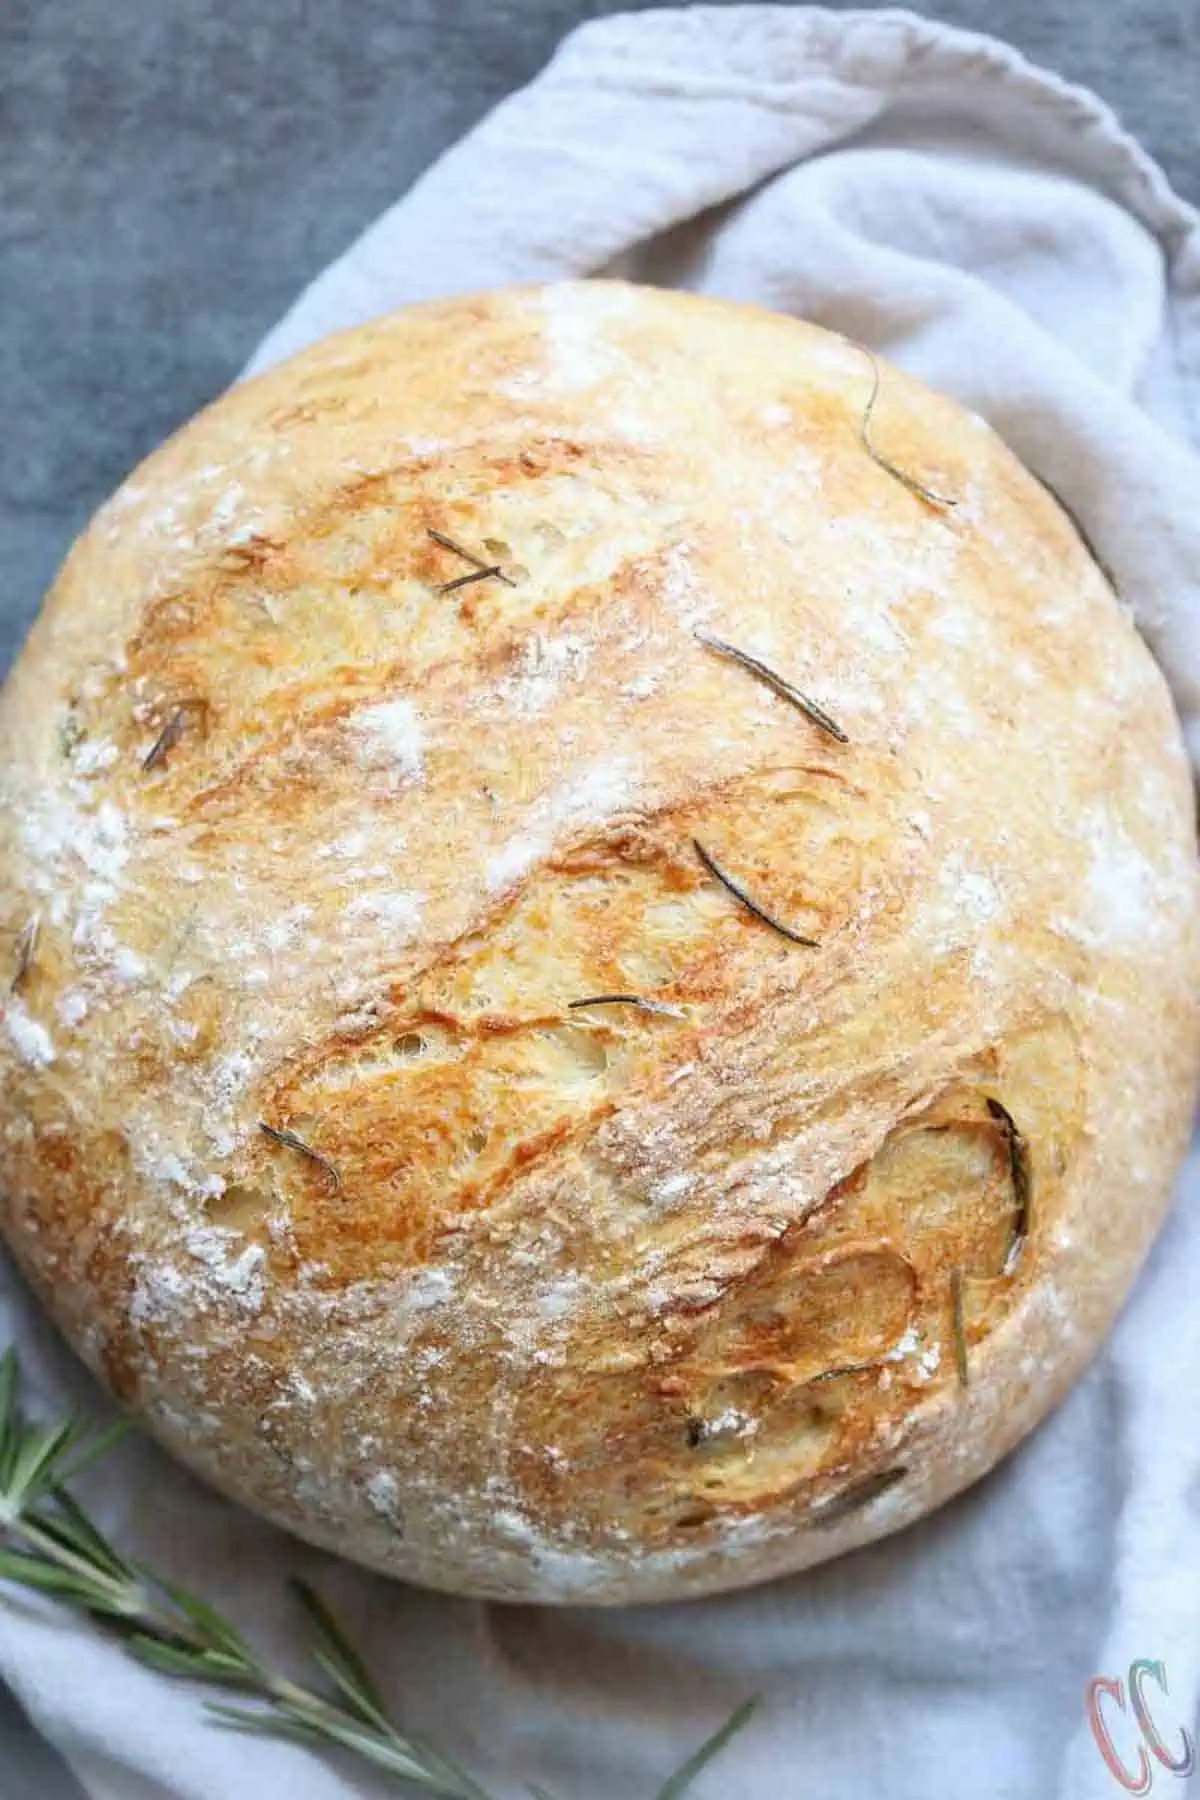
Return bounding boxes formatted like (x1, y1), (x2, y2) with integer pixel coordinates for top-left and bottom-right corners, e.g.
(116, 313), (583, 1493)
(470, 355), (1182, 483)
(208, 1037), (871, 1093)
(3, 7), (1199, 1800)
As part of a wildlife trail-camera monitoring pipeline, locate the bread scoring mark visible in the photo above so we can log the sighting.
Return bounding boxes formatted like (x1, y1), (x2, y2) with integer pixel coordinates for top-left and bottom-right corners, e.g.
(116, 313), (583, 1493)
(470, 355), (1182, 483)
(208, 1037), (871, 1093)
(507, 1225), (918, 1542)
(504, 1031), (1082, 1549)
(222, 756), (886, 1286)
(418, 819), (729, 1019)
(486, 760), (641, 893)
(62, 432), (691, 816)
(261, 1009), (625, 1276)
(12, 648), (886, 1299)
(99, 545), (704, 840)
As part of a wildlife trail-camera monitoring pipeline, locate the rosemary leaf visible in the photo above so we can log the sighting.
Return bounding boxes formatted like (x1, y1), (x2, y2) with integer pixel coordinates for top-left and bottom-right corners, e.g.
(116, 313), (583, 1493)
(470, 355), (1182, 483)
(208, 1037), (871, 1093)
(813, 1467), (908, 1527)
(8, 1416), (84, 1510)
(426, 527), (487, 568)
(986, 1097), (1032, 1275)
(143, 707), (190, 772)
(950, 1269), (969, 1389)
(307, 1644), (389, 1729)
(56, 1418), (134, 1488)
(259, 1121), (342, 1193)
(30, 1490), (130, 1582)
(695, 633), (848, 743)
(568, 995), (686, 1019)
(653, 1699), (759, 1800)
(427, 528), (516, 590)
(260, 1705), (469, 1794)
(396, 1730), (499, 1800)
(58, 710), (84, 759)
(0, 1349), (18, 1487)
(438, 565), (506, 595)
(293, 1577), (389, 1723)
(126, 1635), (251, 1684)
(160, 1580), (259, 1666)
(805, 1359), (885, 1386)
(0, 1546), (108, 1603)
(860, 351), (956, 510)
(693, 839), (820, 948)
(205, 1702), (334, 1747)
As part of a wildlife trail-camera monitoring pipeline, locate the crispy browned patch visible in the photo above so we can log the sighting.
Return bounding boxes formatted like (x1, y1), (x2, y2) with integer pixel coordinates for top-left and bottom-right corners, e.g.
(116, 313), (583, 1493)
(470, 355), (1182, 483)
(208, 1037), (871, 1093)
(506, 1018), (1085, 1549)
(230, 755), (893, 1282)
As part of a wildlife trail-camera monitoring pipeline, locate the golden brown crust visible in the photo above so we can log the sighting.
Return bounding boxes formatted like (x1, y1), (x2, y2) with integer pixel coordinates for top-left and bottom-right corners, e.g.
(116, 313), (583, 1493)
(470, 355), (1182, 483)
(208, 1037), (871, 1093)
(0, 281), (1196, 1601)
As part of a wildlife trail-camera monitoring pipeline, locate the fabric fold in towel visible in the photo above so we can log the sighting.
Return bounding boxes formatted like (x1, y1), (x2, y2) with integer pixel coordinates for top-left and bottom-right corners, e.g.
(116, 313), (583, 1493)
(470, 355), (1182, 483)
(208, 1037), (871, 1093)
(1, 8), (1198, 1798)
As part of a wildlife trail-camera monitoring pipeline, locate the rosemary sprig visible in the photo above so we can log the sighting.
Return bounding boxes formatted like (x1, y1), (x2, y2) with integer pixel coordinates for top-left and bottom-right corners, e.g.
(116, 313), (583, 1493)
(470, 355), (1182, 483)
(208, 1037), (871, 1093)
(695, 632), (848, 744)
(259, 1121), (342, 1193)
(427, 529), (516, 591)
(568, 995), (686, 1019)
(986, 1097), (1031, 1275)
(860, 351), (956, 510)
(949, 1269), (969, 1388)
(10, 916), (39, 993)
(0, 1349), (751, 1797)
(693, 839), (819, 948)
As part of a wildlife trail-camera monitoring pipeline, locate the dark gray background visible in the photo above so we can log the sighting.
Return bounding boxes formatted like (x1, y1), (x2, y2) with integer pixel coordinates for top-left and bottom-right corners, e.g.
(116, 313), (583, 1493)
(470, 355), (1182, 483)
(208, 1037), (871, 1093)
(0, 1), (1196, 1792)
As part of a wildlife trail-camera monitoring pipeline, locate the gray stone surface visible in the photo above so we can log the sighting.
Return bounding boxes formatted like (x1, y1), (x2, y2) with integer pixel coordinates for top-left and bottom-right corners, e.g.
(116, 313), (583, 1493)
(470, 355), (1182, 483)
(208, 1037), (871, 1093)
(1, 0), (1197, 677)
(0, 2), (1195, 1792)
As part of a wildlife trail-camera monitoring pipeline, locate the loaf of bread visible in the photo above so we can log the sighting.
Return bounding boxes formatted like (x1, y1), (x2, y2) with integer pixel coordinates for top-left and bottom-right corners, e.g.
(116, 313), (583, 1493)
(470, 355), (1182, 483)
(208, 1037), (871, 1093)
(0, 282), (1196, 1603)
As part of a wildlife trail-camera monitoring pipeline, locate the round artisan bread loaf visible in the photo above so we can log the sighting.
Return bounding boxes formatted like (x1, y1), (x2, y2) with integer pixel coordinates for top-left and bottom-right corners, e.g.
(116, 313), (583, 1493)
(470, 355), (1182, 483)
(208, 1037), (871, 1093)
(0, 282), (1196, 1604)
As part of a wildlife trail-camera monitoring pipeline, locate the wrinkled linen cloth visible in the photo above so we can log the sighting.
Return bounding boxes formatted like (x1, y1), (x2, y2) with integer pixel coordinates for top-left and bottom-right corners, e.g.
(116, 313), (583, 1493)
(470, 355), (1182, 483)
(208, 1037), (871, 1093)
(3, 8), (1200, 1798)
